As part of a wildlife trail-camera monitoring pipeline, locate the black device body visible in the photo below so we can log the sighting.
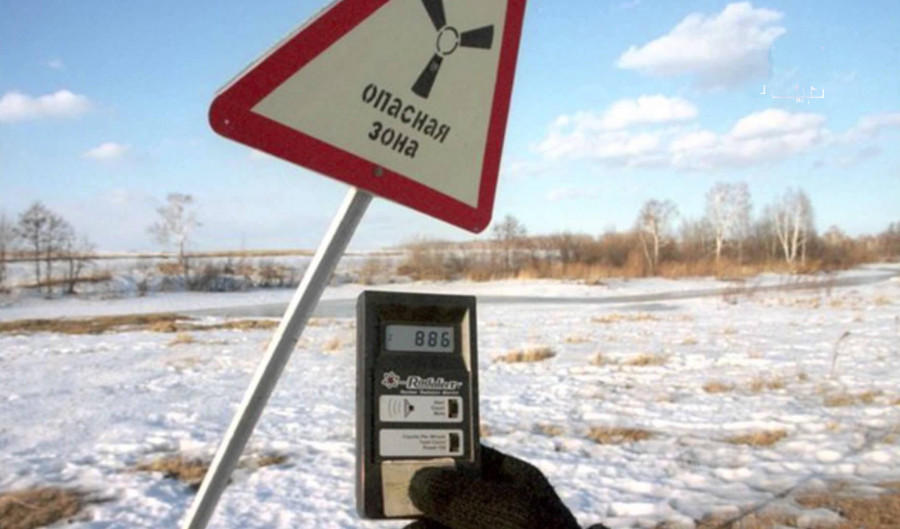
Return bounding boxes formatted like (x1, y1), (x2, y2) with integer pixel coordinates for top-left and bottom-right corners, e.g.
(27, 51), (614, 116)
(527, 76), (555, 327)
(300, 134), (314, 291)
(356, 290), (480, 519)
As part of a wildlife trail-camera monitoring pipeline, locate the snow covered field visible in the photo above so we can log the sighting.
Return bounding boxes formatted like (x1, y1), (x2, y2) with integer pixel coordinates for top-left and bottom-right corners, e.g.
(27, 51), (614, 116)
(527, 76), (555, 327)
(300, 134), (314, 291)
(1, 267), (899, 528)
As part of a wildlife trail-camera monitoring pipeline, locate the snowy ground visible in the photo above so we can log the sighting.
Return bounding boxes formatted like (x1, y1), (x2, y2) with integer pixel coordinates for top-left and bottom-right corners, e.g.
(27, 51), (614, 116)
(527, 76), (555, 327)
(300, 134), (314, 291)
(1, 268), (899, 528)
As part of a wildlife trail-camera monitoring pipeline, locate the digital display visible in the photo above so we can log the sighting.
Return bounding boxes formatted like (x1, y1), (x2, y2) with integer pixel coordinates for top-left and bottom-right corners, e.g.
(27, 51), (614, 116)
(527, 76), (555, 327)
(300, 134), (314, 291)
(385, 325), (454, 353)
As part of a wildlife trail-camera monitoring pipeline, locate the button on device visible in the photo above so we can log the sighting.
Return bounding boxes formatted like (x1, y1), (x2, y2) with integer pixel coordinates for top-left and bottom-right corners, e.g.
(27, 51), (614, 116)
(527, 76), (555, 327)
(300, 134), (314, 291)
(380, 396), (463, 423)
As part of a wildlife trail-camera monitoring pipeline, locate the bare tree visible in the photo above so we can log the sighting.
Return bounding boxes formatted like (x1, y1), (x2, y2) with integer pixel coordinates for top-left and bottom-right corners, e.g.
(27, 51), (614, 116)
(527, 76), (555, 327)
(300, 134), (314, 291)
(492, 214), (526, 271)
(15, 202), (74, 294)
(636, 199), (678, 274)
(0, 212), (15, 291)
(680, 217), (715, 261)
(43, 214), (73, 294)
(148, 193), (200, 286)
(62, 235), (95, 295)
(705, 182), (752, 264)
(771, 188), (814, 266)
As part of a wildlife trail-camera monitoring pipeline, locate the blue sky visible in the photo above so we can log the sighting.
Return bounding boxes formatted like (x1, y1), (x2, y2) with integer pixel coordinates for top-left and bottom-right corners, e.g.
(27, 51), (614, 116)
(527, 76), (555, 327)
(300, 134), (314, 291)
(2, 0), (898, 251)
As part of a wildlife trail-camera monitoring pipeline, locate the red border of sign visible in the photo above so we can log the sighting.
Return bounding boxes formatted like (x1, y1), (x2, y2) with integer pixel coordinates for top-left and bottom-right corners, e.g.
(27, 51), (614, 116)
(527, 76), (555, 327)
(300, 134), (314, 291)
(209, 0), (526, 233)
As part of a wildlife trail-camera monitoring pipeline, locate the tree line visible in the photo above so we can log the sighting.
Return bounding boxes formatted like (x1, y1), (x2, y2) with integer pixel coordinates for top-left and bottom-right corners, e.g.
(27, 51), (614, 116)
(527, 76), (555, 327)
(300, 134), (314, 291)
(0, 193), (200, 295)
(402, 183), (899, 281)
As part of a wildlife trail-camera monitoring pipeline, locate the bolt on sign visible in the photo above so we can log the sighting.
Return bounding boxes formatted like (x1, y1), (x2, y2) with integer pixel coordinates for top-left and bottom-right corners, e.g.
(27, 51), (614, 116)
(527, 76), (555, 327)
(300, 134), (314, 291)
(209, 0), (527, 232)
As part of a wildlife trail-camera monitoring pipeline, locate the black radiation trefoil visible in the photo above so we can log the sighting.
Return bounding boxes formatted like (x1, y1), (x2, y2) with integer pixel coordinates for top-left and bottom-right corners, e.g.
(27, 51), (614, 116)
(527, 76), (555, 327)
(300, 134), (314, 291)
(412, 0), (495, 99)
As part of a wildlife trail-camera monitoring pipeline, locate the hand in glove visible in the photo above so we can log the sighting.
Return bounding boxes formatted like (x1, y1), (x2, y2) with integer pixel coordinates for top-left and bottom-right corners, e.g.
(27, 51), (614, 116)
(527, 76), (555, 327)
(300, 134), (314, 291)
(403, 445), (608, 529)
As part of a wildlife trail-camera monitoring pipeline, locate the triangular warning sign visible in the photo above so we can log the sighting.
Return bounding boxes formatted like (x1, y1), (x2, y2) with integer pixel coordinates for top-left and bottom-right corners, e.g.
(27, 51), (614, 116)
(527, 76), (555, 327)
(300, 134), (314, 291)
(210, 0), (527, 233)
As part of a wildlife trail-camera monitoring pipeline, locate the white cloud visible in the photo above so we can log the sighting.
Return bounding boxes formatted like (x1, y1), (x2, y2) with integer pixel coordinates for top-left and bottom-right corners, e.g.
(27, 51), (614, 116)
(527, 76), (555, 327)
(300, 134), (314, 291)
(546, 187), (600, 202)
(0, 90), (92, 123)
(84, 142), (130, 162)
(835, 146), (881, 167)
(47, 59), (65, 70)
(538, 106), (830, 171)
(616, 2), (786, 88)
(669, 109), (828, 170)
(538, 96), (697, 162)
(841, 112), (900, 143)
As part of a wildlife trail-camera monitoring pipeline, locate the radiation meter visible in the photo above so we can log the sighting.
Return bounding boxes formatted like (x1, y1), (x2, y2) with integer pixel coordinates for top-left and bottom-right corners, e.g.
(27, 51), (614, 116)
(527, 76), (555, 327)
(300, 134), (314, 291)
(356, 291), (480, 519)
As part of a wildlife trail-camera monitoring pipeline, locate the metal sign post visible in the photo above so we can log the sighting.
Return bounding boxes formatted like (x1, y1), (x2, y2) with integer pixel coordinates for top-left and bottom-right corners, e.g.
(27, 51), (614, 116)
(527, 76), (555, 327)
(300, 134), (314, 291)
(181, 187), (372, 529)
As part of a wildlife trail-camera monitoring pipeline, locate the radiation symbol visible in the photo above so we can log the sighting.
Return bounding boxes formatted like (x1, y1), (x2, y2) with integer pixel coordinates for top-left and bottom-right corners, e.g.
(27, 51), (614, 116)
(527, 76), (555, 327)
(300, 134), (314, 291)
(412, 0), (495, 99)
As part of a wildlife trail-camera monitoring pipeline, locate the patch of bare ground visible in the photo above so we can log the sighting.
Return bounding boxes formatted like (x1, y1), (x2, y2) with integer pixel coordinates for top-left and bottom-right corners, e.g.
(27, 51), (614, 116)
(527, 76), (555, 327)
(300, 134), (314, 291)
(724, 430), (788, 447)
(0, 487), (87, 529)
(587, 426), (653, 445)
(495, 346), (556, 363)
(134, 453), (288, 490)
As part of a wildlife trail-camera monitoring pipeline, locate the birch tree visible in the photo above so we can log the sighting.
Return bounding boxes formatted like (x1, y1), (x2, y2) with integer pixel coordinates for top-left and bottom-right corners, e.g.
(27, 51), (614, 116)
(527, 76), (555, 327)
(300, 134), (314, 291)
(148, 193), (200, 285)
(771, 188), (814, 266)
(636, 199), (678, 274)
(705, 182), (752, 264)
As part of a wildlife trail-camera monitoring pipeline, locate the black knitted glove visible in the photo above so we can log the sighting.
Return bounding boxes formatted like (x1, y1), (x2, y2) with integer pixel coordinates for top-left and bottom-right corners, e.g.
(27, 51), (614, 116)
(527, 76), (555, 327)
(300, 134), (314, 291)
(403, 445), (608, 529)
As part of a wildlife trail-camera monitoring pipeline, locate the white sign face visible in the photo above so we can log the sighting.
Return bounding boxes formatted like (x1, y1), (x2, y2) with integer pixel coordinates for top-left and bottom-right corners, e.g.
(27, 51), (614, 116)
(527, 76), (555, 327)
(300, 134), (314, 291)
(252, 0), (508, 207)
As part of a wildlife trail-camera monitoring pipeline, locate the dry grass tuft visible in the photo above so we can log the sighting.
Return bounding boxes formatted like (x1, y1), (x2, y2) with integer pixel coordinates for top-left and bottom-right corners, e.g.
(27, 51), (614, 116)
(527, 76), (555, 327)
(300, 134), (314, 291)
(825, 393), (858, 408)
(681, 336), (699, 346)
(873, 296), (892, 306)
(480, 423), (492, 438)
(824, 390), (883, 408)
(590, 352), (608, 366)
(690, 510), (797, 529)
(591, 313), (658, 324)
(725, 429), (788, 447)
(704, 381), (736, 393)
(587, 426), (654, 445)
(564, 335), (591, 344)
(135, 456), (210, 488)
(0, 487), (86, 529)
(135, 453), (288, 489)
(322, 336), (343, 352)
(749, 376), (786, 393)
(168, 332), (196, 347)
(0, 314), (281, 336)
(795, 483), (900, 529)
(661, 483), (900, 528)
(623, 354), (667, 367)
(495, 346), (556, 364)
(204, 319), (279, 331)
(860, 390), (882, 405)
(251, 454), (289, 469)
(536, 423), (565, 437)
(0, 313), (185, 335)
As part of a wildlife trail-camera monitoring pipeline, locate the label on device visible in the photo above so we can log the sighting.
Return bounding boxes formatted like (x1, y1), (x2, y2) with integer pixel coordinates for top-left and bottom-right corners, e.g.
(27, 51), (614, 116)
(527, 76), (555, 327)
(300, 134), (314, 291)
(379, 429), (464, 457)
(380, 396), (463, 423)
